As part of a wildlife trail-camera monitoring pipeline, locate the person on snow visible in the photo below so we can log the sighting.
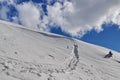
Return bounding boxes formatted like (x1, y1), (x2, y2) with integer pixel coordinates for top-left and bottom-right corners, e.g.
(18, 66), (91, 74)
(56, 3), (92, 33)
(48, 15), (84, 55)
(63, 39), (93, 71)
(104, 51), (113, 58)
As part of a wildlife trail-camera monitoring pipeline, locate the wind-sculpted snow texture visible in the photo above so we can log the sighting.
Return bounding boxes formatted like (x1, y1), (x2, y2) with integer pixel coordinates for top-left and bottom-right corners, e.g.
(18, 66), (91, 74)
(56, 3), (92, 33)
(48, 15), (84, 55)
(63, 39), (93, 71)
(0, 20), (120, 80)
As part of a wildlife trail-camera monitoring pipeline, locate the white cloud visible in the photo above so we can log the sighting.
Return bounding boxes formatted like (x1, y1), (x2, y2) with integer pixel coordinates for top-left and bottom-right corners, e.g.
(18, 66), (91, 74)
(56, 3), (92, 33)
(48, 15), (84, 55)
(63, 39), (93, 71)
(47, 1), (75, 32)
(47, 2), (65, 26)
(1, 0), (120, 37)
(46, 0), (120, 37)
(105, 6), (120, 27)
(15, 2), (42, 30)
(0, 6), (9, 21)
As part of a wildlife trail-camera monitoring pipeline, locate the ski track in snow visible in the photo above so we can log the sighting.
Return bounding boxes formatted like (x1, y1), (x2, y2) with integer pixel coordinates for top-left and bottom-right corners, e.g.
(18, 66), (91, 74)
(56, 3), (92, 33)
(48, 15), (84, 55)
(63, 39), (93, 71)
(0, 45), (79, 80)
(0, 43), (117, 80)
(0, 43), (99, 80)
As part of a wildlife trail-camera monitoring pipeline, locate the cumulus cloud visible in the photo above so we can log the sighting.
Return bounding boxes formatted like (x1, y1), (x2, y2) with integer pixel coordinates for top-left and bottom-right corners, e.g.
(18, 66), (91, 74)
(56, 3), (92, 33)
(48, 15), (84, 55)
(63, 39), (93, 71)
(0, 6), (9, 20)
(15, 2), (50, 31)
(15, 2), (41, 30)
(0, 0), (120, 37)
(106, 6), (120, 28)
(46, 0), (120, 37)
(69, 0), (120, 36)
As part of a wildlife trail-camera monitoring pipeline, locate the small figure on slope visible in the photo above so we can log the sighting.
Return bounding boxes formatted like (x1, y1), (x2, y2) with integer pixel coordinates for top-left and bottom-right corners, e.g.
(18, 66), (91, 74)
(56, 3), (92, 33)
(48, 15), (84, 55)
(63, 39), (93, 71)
(104, 51), (113, 58)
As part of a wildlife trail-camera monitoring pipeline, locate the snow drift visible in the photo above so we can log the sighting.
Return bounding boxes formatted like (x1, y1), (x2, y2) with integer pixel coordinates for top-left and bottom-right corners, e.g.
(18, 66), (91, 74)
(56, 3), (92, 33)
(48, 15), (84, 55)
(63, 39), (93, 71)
(0, 20), (120, 80)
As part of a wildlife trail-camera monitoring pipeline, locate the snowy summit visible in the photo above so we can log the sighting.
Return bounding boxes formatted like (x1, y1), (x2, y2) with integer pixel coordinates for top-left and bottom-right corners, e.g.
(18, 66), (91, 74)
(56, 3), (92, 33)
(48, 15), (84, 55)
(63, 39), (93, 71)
(0, 20), (120, 80)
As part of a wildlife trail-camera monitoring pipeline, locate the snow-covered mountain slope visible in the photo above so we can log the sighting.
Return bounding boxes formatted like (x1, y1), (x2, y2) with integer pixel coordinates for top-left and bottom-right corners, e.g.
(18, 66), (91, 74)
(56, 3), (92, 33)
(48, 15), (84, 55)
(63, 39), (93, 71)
(0, 20), (120, 80)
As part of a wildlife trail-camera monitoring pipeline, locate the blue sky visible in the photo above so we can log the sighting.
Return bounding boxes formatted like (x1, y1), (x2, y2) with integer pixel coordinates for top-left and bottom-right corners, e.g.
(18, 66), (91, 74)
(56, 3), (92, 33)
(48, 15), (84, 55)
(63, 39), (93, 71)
(0, 0), (120, 52)
(81, 24), (120, 52)
(49, 23), (120, 52)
